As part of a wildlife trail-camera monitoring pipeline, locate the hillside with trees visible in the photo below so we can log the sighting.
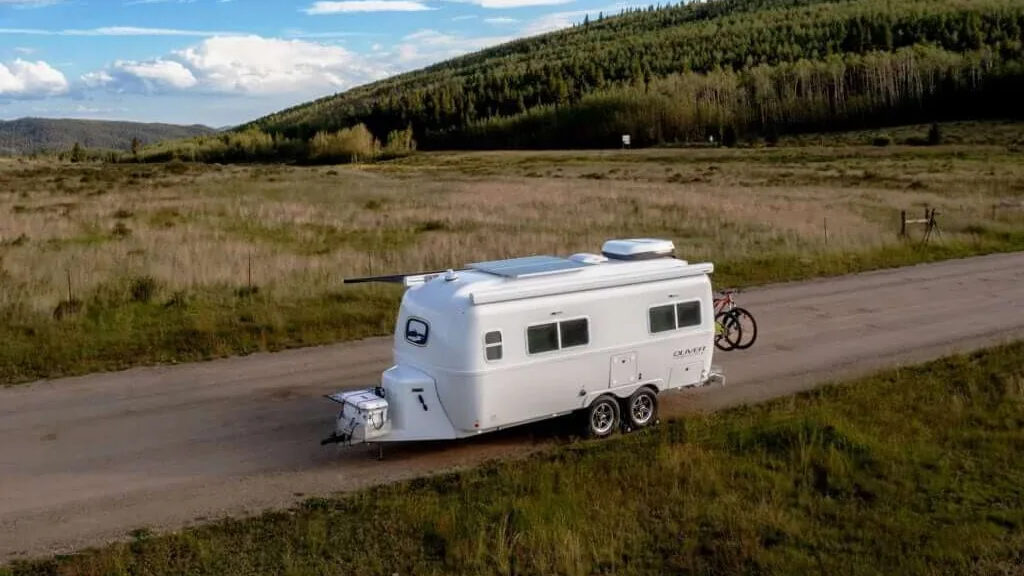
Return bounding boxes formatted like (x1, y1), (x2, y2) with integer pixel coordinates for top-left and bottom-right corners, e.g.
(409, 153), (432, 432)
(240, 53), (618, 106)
(0, 117), (217, 156)
(132, 0), (1024, 161)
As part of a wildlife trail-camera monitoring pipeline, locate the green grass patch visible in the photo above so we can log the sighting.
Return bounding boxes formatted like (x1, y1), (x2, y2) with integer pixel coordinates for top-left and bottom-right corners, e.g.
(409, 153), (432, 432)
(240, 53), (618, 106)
(0, 279), (402, 386)
(713, 230), (1024, 287)
(6, 341), (1024, 575)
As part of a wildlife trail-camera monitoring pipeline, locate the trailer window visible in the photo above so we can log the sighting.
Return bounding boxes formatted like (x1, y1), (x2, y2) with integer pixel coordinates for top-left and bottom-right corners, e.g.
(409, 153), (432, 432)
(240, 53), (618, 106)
(649, 300), (703, 333)
(559, 318), (589, 348)
(649, 304), (676, 333)
(527, 318), (589, 355)
(404, 317), (429, 346)
(676, 301), (702, 327)
(527, 323), (559, 354)
(484, 331), (503, 361)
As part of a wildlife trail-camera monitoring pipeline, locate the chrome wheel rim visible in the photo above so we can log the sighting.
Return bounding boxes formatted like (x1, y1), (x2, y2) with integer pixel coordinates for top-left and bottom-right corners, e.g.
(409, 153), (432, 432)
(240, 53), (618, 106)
(631, 394), (653, 424)
(591, 402), (614, 434)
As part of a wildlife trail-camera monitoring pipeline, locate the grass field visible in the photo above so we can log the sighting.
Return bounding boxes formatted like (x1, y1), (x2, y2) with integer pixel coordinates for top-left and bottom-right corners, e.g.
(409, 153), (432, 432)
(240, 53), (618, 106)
(5, 340), (1023, 575)
(2, 131), (1024, 385)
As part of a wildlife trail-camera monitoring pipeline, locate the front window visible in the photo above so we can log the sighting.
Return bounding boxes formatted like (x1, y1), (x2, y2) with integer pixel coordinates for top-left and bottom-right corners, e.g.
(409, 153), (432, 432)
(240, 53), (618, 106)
(405, 317), (429, 346)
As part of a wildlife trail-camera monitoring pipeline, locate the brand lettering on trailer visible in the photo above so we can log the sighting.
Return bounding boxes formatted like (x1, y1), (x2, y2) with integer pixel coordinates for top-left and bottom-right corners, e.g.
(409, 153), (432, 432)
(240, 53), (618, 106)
(673, 345), (707, 358)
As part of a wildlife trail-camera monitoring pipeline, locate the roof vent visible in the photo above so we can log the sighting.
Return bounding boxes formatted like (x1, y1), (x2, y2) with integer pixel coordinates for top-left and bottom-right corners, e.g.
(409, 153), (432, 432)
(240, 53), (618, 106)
(601, 238), (675, 261)
(568, 253), (608, 265)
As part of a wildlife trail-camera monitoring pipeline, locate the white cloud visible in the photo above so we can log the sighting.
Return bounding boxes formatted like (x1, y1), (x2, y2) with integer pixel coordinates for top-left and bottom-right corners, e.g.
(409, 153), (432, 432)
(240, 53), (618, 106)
(80, 35), (390, 97)
(0, 26), (241, 36)
(13, 47), (36, 54)
(445, 0), (573, 8)
(484, 16), (518, 23)
(0, 58), (68, 99)
(302, 0), (434, 13)
(82, 59), (197, 92)
(381, 29), (514, 67)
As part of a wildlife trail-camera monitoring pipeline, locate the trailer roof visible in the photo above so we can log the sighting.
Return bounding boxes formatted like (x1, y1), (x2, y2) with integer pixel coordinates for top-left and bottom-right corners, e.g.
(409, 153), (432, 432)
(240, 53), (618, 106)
(404, 254), (713, 309)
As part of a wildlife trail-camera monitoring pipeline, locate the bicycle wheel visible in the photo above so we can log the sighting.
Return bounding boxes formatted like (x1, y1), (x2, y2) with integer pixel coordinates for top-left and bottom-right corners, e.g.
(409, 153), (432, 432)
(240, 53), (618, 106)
(714, 310), (742, 351)
(726, 307), (758, 349)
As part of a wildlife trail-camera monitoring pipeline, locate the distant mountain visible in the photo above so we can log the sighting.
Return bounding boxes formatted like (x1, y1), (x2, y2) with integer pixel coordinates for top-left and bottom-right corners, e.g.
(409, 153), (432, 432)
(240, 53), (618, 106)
(0, 117), (218, 156)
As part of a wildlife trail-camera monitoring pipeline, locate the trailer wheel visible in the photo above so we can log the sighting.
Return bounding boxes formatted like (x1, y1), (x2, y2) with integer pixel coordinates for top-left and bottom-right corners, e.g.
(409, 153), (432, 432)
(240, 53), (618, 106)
(625, 387), (658, 430)
(585, 395), (620, 439)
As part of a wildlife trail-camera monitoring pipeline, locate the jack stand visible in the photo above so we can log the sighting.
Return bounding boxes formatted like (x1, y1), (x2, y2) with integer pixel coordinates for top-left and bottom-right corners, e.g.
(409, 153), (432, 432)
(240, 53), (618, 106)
(377, 444), (384, 461)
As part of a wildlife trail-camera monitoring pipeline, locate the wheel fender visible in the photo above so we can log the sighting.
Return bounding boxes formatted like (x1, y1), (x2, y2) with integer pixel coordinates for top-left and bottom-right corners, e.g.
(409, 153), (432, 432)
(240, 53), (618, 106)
(584, 392), (618, 410)
(580, 382), (662, 408)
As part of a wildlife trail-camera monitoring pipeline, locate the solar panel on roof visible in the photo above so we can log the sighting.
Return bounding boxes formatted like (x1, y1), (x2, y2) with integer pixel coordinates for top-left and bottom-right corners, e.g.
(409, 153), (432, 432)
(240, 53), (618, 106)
(466, 255), (589, 278)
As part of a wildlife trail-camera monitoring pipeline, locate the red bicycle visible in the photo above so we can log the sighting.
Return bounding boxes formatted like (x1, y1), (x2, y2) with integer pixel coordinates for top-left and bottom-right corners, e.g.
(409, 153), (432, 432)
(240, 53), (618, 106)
(713, 288), (758, 351)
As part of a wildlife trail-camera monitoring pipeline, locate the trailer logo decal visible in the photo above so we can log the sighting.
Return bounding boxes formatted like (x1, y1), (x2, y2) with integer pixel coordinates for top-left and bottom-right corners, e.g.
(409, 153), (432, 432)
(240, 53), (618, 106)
(673, 345), (707, 358)
(405, 318), (429, 346)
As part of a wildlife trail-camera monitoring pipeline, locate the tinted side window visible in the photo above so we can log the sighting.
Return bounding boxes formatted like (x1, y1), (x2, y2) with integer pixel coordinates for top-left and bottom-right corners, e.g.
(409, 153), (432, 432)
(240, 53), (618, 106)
(527, 323), (559, 354)
(676, 301), (702, 327)
(559, 318), (589, 348)
(649, 304), (675, 333)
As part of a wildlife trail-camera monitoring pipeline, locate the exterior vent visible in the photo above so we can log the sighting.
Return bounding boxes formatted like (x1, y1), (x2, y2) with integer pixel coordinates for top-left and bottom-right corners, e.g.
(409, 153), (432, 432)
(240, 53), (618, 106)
(568, 253), (608, 265)
(601, 238), (675, 261)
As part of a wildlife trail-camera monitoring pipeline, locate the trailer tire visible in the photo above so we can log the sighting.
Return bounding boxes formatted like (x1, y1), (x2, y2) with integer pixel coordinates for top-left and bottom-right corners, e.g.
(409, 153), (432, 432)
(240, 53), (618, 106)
(624, 387), (658, 430)
(584, 395), (620, 439)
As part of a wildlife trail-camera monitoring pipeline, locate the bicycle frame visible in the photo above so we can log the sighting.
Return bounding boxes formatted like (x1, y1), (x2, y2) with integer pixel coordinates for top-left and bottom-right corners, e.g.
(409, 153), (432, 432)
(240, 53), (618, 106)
(712, 289), (737, 340)
(713, 289), (739, 314)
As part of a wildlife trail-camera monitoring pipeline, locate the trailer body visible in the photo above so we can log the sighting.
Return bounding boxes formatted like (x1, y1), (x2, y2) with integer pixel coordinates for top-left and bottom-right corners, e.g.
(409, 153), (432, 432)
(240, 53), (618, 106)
(322, 238), (724, 447)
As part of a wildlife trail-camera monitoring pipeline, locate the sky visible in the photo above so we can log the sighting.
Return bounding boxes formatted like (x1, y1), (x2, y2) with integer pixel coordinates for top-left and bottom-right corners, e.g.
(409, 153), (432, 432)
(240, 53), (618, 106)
(0, 0), (639, 127)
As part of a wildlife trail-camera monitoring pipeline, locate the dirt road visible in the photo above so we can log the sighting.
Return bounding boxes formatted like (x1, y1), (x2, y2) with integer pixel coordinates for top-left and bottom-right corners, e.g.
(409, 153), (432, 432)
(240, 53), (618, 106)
(3, 252), (1024, 562)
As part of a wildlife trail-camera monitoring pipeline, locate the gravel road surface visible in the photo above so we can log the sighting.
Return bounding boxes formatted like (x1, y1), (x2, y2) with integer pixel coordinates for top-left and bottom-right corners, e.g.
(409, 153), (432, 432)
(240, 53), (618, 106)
(3, 252), (1023, 562)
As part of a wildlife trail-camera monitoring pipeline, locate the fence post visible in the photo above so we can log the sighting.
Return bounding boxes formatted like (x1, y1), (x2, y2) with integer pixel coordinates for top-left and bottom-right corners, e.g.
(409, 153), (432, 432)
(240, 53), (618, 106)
(899, 207), (940, 245)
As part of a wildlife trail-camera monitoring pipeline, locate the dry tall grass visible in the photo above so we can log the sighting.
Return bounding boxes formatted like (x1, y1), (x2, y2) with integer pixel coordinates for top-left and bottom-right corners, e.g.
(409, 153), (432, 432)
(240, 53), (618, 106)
(1, 145), (1022, 385)
(2, 146), (1022, 313)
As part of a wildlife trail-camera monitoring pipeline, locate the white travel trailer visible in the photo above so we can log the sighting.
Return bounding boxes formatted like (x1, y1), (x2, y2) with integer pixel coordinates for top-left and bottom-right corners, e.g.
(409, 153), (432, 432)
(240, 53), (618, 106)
(320, 238), (724, 455)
